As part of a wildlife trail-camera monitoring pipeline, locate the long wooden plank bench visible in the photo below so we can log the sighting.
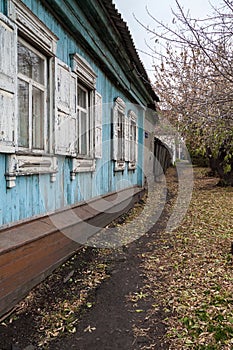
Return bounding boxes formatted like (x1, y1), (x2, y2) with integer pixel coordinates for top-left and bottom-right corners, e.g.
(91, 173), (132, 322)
(0, 186), (145, 319)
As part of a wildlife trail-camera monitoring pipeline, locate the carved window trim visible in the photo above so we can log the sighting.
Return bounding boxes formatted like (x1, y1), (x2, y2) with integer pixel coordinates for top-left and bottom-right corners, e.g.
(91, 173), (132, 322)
(8, 0), (58, 55)
(4, 1), (59, 185)
(112, 97), (126, 171)
(128, 110), (138, 170)
(69, 53), (99, 174)
(5, 154), (58, 188)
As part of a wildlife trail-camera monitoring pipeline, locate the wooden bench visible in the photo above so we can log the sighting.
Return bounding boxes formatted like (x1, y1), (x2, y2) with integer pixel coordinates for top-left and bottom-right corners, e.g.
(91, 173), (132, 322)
(0, 186), (145, 319)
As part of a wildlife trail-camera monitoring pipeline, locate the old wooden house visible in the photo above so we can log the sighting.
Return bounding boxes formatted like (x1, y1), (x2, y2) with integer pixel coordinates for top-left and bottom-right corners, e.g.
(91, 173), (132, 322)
(0, 0), (159, 317)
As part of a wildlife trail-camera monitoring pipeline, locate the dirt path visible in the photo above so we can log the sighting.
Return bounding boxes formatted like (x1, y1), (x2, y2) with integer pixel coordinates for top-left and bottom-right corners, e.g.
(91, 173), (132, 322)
(50, 225), (170, 350)
(0, 169), (178, 350)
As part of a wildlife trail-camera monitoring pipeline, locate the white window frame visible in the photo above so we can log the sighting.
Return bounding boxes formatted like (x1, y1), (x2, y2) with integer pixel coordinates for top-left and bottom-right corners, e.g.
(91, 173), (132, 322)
(17, 38), (47, 153)
(8, 0), (58, 54)
(128, 110), (138, 170)
(4, 0), (58, 186)
(77, 84), (93, 158)
(112, 97), (126, 171)
(70, 53), (97, 173)
(95, 92), (103, 159)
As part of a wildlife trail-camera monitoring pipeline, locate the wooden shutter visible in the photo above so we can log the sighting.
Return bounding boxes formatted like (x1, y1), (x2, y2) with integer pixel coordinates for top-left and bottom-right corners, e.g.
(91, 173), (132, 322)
(112, 97), (126, 161)
(112, 102), (118, 161)
(128, 111), (138, 169)
(124, 116), (129, 161)
(135, 122), (138, 162)
(0, 14), (17, 153)
(54, 59), (77, 156)
(95, 92), (102, 158)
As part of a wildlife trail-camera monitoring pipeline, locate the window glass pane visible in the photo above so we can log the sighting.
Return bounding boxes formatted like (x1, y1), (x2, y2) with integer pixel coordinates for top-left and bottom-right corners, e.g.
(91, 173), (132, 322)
(32, 86), (44, 149)
(78, 86), (87, 109)
(18, 79), (29, 147)
(133, 129), (136, 160)
(130, 122), (137, 161)
(117, 112), (123, 160)
(80, 111), (87, 155)
(130, 123), (133, 160)
(18, 41), (44, 84)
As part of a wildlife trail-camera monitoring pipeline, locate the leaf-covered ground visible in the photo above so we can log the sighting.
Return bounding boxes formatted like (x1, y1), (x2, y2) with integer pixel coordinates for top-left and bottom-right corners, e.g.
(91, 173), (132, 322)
(138, 167), (233, 349)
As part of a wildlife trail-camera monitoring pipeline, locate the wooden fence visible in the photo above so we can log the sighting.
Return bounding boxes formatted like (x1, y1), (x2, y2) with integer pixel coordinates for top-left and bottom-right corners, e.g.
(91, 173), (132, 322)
(154, 137), (172, 179)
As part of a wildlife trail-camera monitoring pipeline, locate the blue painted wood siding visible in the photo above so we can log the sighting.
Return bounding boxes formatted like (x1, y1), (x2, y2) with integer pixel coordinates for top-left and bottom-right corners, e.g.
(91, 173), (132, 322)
(0, 0), (6, 14)
(0, 0), (147, 226)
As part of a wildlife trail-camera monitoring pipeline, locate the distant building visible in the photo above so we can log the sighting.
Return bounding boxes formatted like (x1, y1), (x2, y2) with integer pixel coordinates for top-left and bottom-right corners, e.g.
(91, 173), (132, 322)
(154, 112), (186, 164)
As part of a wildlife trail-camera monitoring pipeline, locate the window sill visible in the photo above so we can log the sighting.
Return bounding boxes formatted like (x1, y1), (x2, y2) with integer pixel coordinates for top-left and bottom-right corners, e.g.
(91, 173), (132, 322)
(0, 143), (16, 154)
(114, 160), (125, 172)
(71, 158), (96, 178)
(5, 154), (58, 188)
(128, 162), (136, 170)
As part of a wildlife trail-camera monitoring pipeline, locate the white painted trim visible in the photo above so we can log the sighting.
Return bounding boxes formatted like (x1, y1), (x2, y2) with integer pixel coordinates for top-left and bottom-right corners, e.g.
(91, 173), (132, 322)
(94, 92), (102, 158)
(70, 53), (97, 88)
(112, 97), (126, 171)
(128, 161), (136, 170)
(69, 54), (97, 164)
(76, 84), (94, 160)
(0, 13), (17, 153)
(128, 110), (137, 123)
(128, 110), (138, 170)
(71, 158), (96, 175)
(6, 154), (58, 177)
(17, 38), (48, 152)
(115, 97), (126, 113)
(8, 0), (58, 54)
(114, 160), (125, 171)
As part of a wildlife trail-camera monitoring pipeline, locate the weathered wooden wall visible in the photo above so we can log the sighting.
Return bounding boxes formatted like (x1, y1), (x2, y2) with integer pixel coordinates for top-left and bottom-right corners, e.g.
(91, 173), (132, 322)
(0, 0), (147, 227)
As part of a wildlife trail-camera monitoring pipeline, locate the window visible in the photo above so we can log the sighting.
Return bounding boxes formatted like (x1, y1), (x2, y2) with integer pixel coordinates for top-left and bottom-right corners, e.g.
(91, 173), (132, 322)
(129, 120), (137, 161)
(55, 55), (102, 174)
(112, 103), (138, 171)
(128, 110), (138, 170)
(71, 53), (96, 162)
(95, 92), (103, 159)
(77, 84), (93, 157)
(17, 39), (47, 151)
(67, 53), (102, 174)
(112, 97), (126, 171)
(117, 111), (124, 161)
(1, 1), (58, 186)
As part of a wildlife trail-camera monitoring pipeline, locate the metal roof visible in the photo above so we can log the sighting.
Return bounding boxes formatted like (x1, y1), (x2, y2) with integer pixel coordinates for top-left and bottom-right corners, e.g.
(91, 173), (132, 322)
(101, 0), (159, 103)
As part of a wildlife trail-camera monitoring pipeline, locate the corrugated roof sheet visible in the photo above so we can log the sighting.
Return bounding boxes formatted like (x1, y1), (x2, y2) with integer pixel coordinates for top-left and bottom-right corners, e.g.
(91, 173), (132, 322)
(101, 0), (159, 103)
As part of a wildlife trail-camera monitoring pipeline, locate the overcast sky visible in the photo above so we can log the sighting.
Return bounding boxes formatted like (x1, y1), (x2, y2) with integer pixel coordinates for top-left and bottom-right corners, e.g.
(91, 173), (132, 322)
(113, 0), (222, 81)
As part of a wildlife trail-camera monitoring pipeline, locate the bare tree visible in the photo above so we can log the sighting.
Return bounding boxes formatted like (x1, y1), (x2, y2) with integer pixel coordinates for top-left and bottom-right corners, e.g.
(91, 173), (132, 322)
(140, 0), (233, 185)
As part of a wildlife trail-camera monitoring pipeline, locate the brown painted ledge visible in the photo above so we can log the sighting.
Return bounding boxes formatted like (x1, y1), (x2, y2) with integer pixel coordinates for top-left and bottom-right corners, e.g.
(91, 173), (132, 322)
(0, 186), (145, 319)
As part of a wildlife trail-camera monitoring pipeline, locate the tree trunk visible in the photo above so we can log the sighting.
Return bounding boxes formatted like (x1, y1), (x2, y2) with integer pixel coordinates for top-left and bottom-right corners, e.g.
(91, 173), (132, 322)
(208, 156), (233, 186)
